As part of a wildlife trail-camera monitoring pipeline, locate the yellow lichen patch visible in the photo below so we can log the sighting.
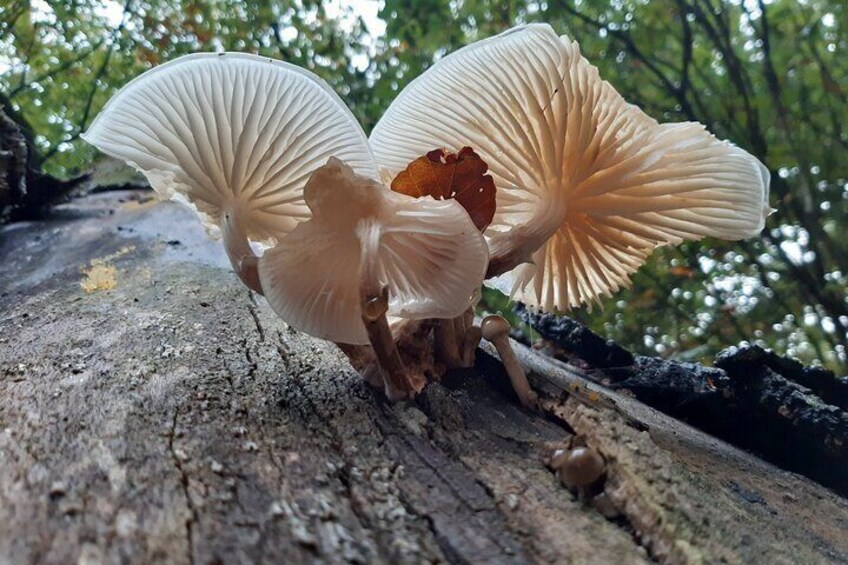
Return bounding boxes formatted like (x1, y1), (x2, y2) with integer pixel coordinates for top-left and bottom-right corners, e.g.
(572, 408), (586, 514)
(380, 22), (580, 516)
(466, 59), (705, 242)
(80, 246), (135, 293)
(81, 265), (118, 292)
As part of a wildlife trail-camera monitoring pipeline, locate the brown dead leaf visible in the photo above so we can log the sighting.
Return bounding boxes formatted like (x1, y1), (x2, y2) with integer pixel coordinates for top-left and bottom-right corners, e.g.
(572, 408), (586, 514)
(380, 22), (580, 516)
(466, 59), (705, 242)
(391, 147), (496, 231)
(669, 266), (694, 278)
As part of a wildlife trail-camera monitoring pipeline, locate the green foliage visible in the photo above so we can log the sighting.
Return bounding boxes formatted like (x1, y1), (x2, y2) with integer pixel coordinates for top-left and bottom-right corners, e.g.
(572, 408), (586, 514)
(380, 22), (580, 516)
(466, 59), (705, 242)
(377, 0), (848, 370)
(1, 0), (379, 174)
(2, 0), (846, 370)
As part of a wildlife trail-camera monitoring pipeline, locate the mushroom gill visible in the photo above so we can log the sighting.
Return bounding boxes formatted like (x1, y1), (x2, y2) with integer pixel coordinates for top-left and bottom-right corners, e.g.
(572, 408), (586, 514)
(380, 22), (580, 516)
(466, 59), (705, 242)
(370, 24), (772, 312)
(83, 52), (378, 291)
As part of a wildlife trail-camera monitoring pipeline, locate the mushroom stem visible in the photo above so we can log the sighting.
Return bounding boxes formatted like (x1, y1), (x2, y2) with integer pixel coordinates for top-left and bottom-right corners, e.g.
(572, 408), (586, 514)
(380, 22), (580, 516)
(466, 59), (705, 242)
(453, 311), (470, 348)
(358, 221), (415, 401)
(435, 308), (483, 370)
(360, 287), (414, 401)
(221, 211), (263, 294)
(485, 218), (558, 278)
(456, 308), (481, 367)
(461, 325), (482, 366)
(434, 318), (463, 369)
(481, 315), (538, 409)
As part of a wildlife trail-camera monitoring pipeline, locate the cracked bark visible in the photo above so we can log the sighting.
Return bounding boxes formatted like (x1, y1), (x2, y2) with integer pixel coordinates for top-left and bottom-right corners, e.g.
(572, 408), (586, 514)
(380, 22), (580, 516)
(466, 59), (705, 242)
(167, 407), (197, 565)
(2, 190), (848, 564)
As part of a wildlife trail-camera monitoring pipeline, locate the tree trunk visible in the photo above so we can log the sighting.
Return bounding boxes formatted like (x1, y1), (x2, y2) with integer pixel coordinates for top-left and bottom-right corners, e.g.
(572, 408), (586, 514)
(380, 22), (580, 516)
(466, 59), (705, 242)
(2, 190), (848, 564)
(0, 103), (88, 223)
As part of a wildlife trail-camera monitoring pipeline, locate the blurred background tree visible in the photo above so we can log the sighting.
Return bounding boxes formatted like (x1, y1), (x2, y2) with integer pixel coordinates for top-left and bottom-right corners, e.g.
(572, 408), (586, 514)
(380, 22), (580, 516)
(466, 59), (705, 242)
(2, 0), (846, 370)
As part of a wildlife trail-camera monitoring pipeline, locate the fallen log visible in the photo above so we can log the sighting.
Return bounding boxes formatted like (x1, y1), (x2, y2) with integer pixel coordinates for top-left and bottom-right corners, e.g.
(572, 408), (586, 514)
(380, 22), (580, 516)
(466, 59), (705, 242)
(2, 190), (848, 563)
(521, 310), (848, 497)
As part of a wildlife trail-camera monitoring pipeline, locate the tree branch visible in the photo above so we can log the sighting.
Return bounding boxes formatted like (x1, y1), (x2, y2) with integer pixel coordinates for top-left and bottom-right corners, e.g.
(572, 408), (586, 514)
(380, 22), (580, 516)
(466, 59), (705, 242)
(8, 40), (106, 99)
(42, 0), (132, 163)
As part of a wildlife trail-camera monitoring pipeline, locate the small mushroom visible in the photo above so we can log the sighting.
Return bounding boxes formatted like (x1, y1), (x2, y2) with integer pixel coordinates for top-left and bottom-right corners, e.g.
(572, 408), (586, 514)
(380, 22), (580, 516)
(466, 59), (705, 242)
(549, 448), (570, 470)
(83, 52), (378, 294)
(370, 24), (773, 311)
(554, 447), (606, 488)
(480, 315), (538, 409)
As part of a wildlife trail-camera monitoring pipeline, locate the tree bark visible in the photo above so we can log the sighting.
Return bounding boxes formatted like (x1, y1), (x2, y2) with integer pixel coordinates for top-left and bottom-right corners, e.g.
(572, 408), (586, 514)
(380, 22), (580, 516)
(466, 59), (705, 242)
(0, 103), (88, 223)
(2, 190), (848, 564)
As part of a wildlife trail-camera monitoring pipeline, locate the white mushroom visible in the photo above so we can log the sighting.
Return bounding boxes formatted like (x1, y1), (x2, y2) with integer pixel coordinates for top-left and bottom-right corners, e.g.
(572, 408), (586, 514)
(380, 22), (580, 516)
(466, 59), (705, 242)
(370, 24), (773, 311)
(83, 52), (495, 401)
(258, 158), (488, 399)
(258, 157), (488, 344)
(83, 52), (377, 293)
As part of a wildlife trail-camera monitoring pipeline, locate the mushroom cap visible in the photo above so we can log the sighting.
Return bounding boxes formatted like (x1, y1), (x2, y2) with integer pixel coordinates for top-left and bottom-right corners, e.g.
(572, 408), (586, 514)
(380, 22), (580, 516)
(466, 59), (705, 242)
(257, 158), (489, 344)
(370, 24), (772, 311)
(83, 52), (377, 241)
(557, 447), (606, 488)
(480, 315), (511, 342)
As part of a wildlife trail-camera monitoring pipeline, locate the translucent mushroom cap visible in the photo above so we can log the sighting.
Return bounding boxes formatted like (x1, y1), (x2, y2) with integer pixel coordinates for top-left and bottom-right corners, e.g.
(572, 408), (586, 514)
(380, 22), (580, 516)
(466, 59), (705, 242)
(83, 52), (378, 241)
(258, 158), (489, 345)
(370, 24), (772, 311)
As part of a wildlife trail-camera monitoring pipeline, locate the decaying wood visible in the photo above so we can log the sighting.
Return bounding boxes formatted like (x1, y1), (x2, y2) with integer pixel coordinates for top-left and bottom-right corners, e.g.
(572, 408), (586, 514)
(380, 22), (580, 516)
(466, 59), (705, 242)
(2, 190), (848, 564)
(520, 310), (848, 497)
